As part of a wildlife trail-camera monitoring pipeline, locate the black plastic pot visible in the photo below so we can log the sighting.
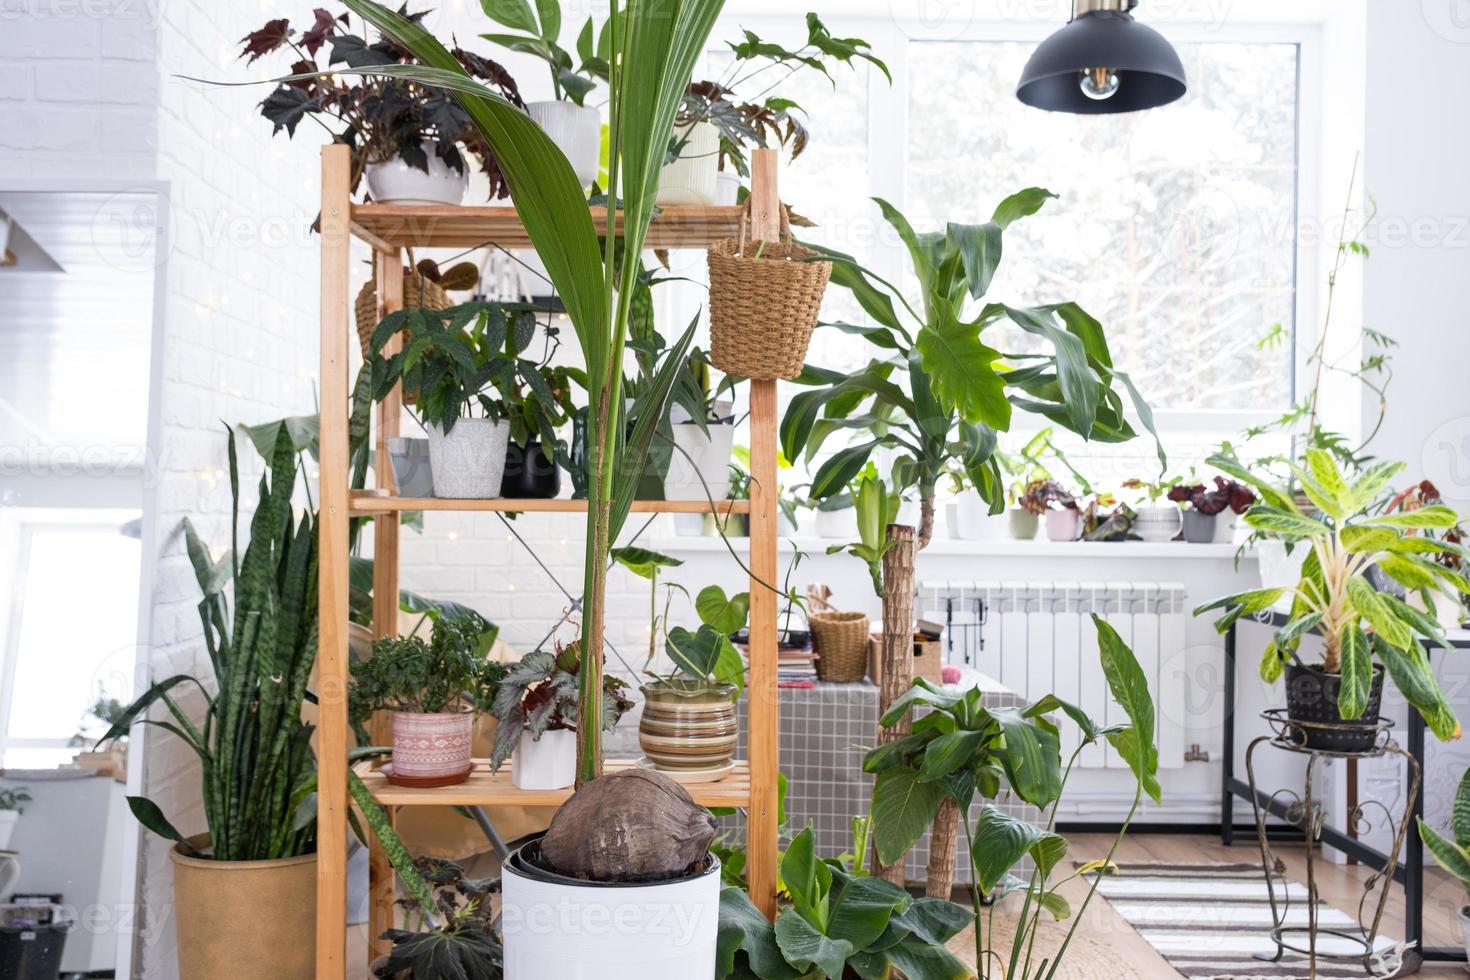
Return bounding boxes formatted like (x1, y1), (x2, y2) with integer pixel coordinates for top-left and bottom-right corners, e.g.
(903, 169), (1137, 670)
(1182, 510), (1217, 544)
(0, 904), (70, 980)
(508, 837), (719, 888)
(501, 441), (561, 499)
(1284, 661), (1385, 753)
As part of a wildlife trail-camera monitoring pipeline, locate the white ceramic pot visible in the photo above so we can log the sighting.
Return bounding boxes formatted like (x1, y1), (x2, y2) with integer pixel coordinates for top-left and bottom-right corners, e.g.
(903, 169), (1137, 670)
(1044, 508), (1080, 542)
(663, 423), (736, 502)
(953, 495), (1004, 540)
(777, 511), (798, 536)
(714, 171), (741, 206)
(511, 728), (576, 791)
(815, 506), (858, 540)
(0, 810), (19, 851)
(672, 513), (705, 537)
(1257, 539), (1308, 591)
(1133, 505), (1181, 543)
(502, 849), (721, 979)
(526, 100), (601, 187)
(364, 142), (468, 205)
(657, 121), (719, 205)
(426, 418), (510, 499)
(1215, 515), (1239, 544)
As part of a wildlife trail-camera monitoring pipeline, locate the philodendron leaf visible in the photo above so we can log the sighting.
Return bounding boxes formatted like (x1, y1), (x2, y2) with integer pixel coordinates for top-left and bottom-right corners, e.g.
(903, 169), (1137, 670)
(665, 625), (726, 681)
(871, 766), (946, 866)
(611, 546), (683, 580)
(697, 585), (751, 635)
(915, 306), (1010, 428)
(1094, 614), (1162, 803)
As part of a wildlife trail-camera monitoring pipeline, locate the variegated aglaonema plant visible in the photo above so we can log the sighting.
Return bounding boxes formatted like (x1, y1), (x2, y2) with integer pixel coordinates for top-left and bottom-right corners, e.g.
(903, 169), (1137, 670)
(1195, 449), (1464, 739)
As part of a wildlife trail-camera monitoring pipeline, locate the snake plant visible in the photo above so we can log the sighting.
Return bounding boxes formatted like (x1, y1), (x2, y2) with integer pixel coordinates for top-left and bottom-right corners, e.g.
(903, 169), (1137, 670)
(1418, 768), (1470, 906)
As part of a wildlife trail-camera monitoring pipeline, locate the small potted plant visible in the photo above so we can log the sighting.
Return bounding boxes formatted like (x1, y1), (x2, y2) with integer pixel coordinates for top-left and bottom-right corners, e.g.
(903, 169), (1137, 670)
(371, 301), (554, 498)
(489, 641), (633, 791)
(240, 8), (523, 205)
(480, 0), (606, 187)
(372, 855), (502, 979)
(0, 787), (31, 851)
(349, 615), (502, 788)
(498, 309), (585, 500)
(1123, 476), (1183, 542)
(1081, 493), (1134, 542)
(1418, 768), (1470, 963)
(1197, 450), (1464, 751)
(1018, 479), (1079, 541)
(1169, 476), (1257, 544)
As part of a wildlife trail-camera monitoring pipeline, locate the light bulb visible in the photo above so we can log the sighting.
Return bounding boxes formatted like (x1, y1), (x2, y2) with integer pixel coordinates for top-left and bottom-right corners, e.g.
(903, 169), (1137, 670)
(1080, 67), (1120, 100)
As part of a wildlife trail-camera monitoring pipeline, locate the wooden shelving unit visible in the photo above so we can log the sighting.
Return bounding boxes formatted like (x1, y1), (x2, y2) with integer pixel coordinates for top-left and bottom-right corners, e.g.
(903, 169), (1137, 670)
(315, 143), (784, 976)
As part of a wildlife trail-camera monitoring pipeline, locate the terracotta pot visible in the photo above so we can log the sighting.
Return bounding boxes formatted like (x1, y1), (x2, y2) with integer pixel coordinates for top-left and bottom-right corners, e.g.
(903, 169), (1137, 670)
(638, 681), (738, 771)
(390, 711), (474, 787)
(172, 834), (316, 979)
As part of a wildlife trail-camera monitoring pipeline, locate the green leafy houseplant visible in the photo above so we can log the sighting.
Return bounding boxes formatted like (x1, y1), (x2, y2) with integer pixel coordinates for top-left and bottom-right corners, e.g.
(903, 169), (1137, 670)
(864, 617), (1160, 979)
(488, 642), (633, 772)
(1196, 449), (1463, 741)
(373, 856), (503, 979)
(479, 0), (611, 105)
(331, 0), (731, 783)
(716, 825), (972, 980)
(348, 615), (505, 733)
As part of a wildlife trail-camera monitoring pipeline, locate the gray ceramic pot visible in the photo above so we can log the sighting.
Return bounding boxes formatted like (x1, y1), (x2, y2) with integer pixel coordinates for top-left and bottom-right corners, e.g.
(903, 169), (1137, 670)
(386, 437), (434, 498)
(1182, 509), (1217, 544)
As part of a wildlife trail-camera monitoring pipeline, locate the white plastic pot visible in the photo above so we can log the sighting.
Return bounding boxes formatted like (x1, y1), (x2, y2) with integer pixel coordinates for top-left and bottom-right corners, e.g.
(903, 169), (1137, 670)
(777, 510), (798, 536)
(1256, 539), (1308, 591)
(526, 100), (601, 187)
(502, 851), (721, 979)
(1133, 505), (1181, 543)
(0, 810), (19, 851)
(815, 506), (858, 540)
(656, 121), (719, 205)
(663, 423), (736, 502)
(953, 495), (1004, 540)
(364, 142), (468, 205)
(512, 728), (576, 791)
(426, 418), (510, 499)
(714, 171), (741, 206)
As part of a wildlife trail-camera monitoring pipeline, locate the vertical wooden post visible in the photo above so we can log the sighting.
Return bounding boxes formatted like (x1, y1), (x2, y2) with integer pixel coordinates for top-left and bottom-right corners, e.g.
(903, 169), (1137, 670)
(367, 249), (404, 961)
(316, 142), (353, 980)
(871, 523), (917, 885)
(745, 147), (781, 918)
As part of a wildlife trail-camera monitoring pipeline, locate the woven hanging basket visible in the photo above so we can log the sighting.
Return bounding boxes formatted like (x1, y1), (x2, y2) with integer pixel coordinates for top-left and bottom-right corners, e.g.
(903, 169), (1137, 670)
(707, 203), (831, 381)
(809, 610), (870, 683)
(353, 271), (451, 406)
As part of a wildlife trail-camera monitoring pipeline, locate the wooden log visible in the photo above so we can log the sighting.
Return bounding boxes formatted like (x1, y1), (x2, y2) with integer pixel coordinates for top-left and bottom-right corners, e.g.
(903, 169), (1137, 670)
(870, 523), (916, 886)
(926, 796), (961, 898)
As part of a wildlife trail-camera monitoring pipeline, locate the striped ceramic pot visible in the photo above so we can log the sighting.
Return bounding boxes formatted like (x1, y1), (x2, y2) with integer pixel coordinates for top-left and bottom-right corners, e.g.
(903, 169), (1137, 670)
(638, 681), (738, 772)
(390, 711), (474, 786)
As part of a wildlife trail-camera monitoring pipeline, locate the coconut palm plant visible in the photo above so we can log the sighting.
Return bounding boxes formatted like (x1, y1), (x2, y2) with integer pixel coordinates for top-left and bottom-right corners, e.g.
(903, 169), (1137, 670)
(334, 0), (729, 784)
(1196, 449), (1463, 740)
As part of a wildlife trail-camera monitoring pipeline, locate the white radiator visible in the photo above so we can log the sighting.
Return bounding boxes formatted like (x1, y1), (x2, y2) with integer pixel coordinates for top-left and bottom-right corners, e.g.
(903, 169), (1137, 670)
(919, 580), (1188, 771)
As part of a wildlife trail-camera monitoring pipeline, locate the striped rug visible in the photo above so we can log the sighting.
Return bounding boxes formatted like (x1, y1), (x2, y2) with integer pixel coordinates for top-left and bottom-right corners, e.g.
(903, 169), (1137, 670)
(1089, 862), (1407, 979)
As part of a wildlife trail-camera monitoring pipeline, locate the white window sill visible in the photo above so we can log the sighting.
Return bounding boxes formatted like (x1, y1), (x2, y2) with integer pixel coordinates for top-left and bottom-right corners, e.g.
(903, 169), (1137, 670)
(644, 536), (1252, 560)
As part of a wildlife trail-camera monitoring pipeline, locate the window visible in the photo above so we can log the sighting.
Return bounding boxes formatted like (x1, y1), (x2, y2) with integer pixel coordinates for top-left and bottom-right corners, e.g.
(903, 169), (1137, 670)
(0, 510), (141, 768)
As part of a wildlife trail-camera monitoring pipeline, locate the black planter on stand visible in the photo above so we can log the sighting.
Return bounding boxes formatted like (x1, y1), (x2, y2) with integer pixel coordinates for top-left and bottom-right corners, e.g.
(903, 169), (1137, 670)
(501, 440), (561, 499)
(1283, 661), (1385, 753)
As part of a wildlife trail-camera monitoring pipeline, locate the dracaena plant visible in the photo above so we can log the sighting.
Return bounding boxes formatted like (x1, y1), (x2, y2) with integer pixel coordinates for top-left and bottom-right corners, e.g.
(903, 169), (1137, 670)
(1195, 450), (1464, 739)
(329, 0), (728, 783)
(715, 826), (973, 980)
(863, 617), (1160, 980)
(784, 190), (1162, 552)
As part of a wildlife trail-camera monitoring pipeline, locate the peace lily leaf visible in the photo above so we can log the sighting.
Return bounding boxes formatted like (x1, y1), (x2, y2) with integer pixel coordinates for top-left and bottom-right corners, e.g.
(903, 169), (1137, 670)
(871, 766), (946, 865)
(969, 805), (1062, 893)
(1095, 614), (1161, 803)
(697, 585), (750, 635)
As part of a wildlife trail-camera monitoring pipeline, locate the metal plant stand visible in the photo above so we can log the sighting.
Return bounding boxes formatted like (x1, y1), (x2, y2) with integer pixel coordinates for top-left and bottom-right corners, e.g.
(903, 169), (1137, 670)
(1245, 710), (1422, 979)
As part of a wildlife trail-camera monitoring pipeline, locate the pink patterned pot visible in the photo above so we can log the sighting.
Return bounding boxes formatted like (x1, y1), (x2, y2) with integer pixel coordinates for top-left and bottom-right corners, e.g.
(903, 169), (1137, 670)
(389, 711), (474, 786)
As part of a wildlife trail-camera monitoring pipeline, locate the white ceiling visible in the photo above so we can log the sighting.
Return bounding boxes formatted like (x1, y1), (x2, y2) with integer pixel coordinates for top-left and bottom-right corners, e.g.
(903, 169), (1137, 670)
(0, 190), (158, 461)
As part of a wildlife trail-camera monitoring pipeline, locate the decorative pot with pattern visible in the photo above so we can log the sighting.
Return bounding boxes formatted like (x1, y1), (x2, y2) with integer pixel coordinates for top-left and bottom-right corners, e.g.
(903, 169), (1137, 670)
(638, 680), (738, 772)
(1133, 505), (1181, 543)
(425, 418), (509, 499)
(389, 711), (474, 787)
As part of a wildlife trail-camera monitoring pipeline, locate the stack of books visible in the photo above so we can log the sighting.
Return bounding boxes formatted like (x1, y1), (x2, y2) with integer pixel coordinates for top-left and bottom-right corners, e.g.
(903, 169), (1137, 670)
(777, 641), (818, 688)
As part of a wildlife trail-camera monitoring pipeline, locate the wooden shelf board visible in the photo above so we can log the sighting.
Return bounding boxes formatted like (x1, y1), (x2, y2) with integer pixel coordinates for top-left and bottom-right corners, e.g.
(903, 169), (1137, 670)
(349, 491), (750, 515)
(350, 204), (743, 251)
(354, 758), (752, 808)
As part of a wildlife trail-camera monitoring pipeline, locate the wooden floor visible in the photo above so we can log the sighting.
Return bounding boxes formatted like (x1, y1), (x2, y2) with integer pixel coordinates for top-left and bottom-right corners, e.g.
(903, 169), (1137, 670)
(346, 832), (1470, 978)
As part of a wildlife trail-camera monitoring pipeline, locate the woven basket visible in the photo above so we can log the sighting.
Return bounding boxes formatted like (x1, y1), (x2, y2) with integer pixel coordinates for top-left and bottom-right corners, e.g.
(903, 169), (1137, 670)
(707, 203), (831, 381)
(353, 270), (451, 356)
(809, 610), (870, 683)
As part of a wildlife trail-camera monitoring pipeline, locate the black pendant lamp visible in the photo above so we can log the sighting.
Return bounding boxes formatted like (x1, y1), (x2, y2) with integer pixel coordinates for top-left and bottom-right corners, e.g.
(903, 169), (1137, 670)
(1017, 0), (1186, 114)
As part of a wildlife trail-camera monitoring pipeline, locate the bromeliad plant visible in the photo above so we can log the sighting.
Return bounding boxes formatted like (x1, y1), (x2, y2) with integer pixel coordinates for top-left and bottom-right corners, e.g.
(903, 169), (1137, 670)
(863, 617), (1161, 980)
(715, 826), (973, 980)
(1196, 450), (1463, 739)
(330, 0), (731, 784)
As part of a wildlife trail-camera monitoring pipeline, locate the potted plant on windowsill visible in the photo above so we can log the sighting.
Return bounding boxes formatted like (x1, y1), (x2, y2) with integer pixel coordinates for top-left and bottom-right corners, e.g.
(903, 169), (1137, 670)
(241, 8), (523, 205)
(1123, 475), (1184, 542)
(1168, 476), (1256, 544)
(1019, 479), (1079, 542)
(489, 641), (633, 792)
(1081, 493), (1134, 542)
(349, 615), (503, 788)
(370, 300), (557, 499)
(1197, 450), (1464, 752)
